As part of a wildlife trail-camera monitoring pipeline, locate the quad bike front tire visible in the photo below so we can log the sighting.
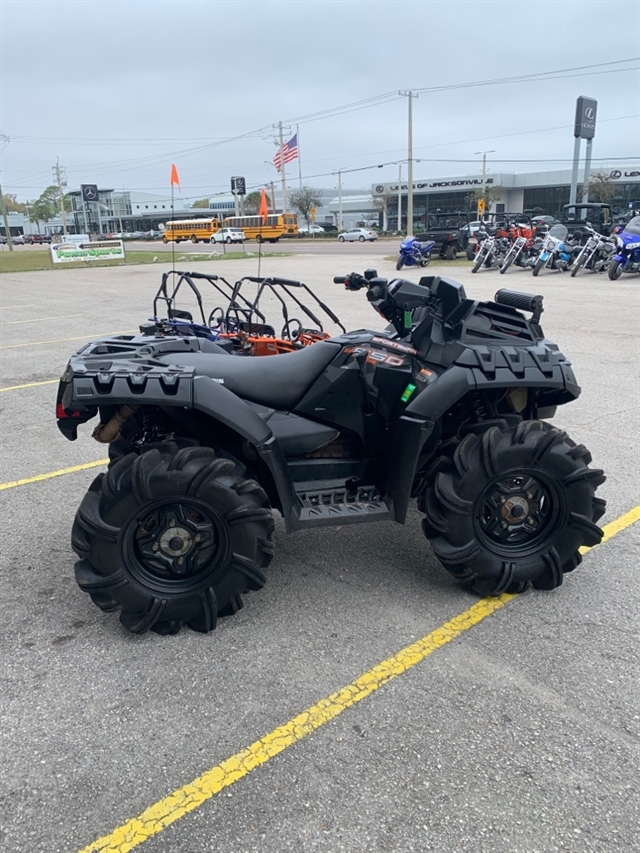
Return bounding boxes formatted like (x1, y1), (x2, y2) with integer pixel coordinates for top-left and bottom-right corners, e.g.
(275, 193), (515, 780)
(72, 445), (275, 635)
(396, 257), (404, 271)
(419, 421), (605, 596)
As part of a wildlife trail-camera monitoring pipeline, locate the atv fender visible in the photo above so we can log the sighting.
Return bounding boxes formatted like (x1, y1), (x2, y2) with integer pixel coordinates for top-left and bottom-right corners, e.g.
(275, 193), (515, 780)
(192, 376), (296, 524)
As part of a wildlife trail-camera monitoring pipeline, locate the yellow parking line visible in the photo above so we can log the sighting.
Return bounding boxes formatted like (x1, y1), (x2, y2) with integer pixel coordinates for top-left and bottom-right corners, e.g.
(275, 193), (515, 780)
(77, 505), (639, 853)
(0, 379), (58, 392)
(0, 330), (134, 350)
(1, 314), (81, 325)
(0, 459), (108, 491)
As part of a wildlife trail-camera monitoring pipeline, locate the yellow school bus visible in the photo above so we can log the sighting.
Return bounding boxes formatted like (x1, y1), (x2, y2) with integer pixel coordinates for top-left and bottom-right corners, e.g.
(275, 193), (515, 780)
(162, 218), (222, 244)
(222, 213), (298, 242)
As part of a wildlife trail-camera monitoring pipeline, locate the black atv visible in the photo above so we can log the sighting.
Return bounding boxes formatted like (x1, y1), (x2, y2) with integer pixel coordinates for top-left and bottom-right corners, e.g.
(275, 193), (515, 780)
(57, 271), (605, 635)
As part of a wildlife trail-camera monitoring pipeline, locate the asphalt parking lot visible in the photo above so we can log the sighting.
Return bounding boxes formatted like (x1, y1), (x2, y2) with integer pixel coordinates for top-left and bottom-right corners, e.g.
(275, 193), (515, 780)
(1, 248), (638, 853)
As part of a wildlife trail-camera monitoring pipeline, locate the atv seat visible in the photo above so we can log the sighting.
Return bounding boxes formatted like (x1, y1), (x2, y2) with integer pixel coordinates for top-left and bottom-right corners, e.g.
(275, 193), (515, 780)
(158, 341), (341, 410)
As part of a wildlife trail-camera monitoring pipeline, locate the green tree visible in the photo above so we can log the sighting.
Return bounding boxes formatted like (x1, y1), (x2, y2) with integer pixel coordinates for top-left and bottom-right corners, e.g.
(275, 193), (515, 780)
(192, 197), (210, 209)
(243, 190), (265, 215)
(289, 186), (323, 227)
(29, 185), (71, 223)
(587, 171), (618, 205)
(2, 193), (27, 213)
(466, 185), (504, 215)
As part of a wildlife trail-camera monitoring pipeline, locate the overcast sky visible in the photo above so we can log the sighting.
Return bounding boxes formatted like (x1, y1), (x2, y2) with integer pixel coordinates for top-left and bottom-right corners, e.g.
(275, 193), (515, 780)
(1, 0), (638, 202)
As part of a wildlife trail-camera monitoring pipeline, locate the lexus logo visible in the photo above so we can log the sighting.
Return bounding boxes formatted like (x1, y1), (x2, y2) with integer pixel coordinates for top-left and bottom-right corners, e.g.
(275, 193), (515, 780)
(609, 170), (622, 180)
(585, 107), (595, 121)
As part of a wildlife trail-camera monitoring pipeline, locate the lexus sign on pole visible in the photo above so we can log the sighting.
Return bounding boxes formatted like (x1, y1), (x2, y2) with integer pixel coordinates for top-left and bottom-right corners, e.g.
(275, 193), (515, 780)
(574, 97), (597, 139)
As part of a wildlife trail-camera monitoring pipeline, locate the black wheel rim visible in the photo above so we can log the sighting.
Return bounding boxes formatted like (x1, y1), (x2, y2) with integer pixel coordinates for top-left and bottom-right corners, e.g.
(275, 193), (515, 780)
(473, 468), (564, 557)
(122, 497), (230, 592)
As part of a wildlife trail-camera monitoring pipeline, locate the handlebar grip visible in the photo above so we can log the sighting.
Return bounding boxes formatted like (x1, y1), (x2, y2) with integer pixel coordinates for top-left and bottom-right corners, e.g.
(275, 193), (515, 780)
(494, 289), (544, 314)
(333, 276), (347, 284)
(271, 276), (301, 287)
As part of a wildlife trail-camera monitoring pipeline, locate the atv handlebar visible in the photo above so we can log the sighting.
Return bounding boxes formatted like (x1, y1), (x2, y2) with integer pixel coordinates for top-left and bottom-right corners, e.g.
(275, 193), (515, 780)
(495, 289), (544, 317)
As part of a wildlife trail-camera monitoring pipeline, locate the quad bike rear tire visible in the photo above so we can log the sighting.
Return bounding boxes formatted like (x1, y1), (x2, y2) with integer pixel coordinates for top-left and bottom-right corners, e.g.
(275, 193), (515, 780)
(419, 421), (605, 596)
(445, 244), (457, 261)
(72, 445), (274, 635)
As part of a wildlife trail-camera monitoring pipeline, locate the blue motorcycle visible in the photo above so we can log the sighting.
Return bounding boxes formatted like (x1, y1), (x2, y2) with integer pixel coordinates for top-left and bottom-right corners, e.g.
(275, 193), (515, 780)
(532, 224), (577, 276)
(396, 236), (436, 271)
(608, 215), (640, 280)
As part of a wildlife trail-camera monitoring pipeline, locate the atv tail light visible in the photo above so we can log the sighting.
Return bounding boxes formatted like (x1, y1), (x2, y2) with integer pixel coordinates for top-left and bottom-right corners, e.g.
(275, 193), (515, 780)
(56, 403), (82, 419)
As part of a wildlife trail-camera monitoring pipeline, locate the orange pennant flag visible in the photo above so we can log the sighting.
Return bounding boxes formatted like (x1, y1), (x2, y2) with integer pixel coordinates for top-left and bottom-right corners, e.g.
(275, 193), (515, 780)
(259, 188), (269, 223)
(170, 163), (180, 190)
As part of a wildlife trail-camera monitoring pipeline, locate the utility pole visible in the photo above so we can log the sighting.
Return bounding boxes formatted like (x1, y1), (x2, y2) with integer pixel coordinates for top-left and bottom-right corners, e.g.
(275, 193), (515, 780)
(269, 181), (276, 212)
(337, 170), (343, 230)
(277, 121), (288, 213)
(0, 133), (13, 250)
(475, 150), (495, 217)
(397, 164), (402, 232)
(53, 157), (68, 236)
(297, 124), (302, 189)
(399, 91), (418, 234)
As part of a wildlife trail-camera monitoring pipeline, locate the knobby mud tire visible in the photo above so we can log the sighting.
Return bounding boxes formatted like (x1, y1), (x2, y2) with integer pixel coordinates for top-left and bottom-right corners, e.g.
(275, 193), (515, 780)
(418, 421), (605, 596)
(72, 445), (275, 635)
(396, 257), (404, 271)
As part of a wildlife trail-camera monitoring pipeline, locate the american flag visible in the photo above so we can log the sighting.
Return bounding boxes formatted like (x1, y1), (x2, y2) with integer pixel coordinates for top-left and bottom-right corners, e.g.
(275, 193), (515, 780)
(273, 134), (298, 172)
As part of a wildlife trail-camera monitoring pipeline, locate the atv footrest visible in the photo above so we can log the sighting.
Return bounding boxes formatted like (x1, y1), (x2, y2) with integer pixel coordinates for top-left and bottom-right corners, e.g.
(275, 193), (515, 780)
(292, 481), (391, 528)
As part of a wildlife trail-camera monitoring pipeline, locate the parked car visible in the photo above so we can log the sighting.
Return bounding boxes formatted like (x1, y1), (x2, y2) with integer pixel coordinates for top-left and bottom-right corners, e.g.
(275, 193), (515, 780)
(338, 227), (378, 242)
(27, 233), (52, 244)
(298, 224), (325, 235)
(317, 223), (338, 233)
(10, 234), (25, 245)
(210, 227), (245, 244)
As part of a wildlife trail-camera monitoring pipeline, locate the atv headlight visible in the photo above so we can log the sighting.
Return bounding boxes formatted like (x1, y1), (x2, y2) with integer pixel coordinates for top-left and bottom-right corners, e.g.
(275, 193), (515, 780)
(626, 241), (640, 250)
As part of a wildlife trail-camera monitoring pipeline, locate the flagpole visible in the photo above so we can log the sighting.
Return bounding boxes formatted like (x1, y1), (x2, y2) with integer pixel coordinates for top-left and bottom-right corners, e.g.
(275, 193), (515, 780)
(297, 124), (302, 189)
(278, 121), (287, 213)
(171, 179), (175, 275)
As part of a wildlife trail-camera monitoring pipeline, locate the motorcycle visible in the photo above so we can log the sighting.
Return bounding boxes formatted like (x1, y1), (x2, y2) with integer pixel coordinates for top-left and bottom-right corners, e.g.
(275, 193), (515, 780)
(396, 236), (436, 271)
(570, 227), (616, 277)
(500, 223), (536, 274)
(471, 229), (509, 273)
(608, 215), (640, 280)
(532, 224), (577, 276)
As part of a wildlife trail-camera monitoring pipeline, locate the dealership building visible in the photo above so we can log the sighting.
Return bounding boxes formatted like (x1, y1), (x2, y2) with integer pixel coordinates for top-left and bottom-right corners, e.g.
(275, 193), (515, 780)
(371, 164), (640, 230)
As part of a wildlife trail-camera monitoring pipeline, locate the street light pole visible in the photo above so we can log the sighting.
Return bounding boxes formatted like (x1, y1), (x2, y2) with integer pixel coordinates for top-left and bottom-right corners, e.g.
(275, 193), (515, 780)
(475, 150), (495, 217)
(399, 90), (418, 234)
(338, 170), (343, 230)
(397, 164), (402, 233)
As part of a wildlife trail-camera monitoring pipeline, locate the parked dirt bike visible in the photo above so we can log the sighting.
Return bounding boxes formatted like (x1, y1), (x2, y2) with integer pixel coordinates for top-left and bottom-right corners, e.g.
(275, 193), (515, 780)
(608, 215), (640, 280)
(532, 225), (578, 276)
(396, 236), (436, 271)
(57, 270), (605, 635)
(570, 227), (616, 277)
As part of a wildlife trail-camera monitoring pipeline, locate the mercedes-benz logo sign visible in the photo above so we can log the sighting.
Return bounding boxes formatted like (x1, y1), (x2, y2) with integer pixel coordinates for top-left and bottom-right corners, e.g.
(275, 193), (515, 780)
(84, 186), (97, 200)
(375, 185), (385, 194)
(609, 170), (622, 180)
(585, 107), (595, 121)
